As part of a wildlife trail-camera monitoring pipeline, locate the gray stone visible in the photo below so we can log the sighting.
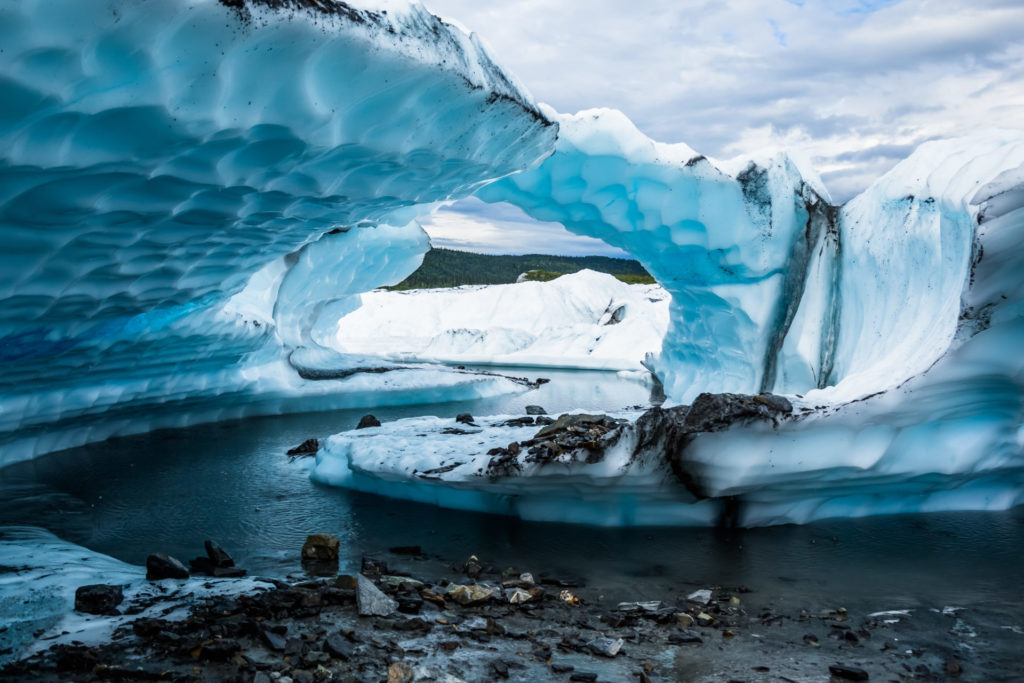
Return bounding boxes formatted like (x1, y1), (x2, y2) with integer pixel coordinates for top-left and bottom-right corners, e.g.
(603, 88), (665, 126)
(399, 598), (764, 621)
(446, 583), (495, 606)
(356, 575), (397, 616)
(525, 405), (547, 415)
(686, 589), (712, 604)
(587, 636), (624, 657)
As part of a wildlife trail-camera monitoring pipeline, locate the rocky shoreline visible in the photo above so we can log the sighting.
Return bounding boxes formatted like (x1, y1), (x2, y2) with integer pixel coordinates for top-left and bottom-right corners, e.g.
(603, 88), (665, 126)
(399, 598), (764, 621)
(1, 537), (975, 682)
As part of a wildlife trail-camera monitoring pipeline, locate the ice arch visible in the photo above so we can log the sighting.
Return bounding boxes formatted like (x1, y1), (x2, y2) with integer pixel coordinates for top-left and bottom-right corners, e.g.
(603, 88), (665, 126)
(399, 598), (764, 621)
(478, 109), (1024, 405)
(0, 0), (557, 464)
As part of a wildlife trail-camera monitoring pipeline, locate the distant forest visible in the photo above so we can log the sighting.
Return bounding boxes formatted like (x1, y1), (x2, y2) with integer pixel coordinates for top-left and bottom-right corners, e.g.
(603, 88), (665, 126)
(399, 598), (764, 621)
(389, 248), (655, 290)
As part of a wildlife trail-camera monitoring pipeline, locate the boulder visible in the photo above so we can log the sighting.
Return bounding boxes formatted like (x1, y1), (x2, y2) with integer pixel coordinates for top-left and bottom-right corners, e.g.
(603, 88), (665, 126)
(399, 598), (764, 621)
(301, 533), (340, 561)
(356, 575), (397, 616)
(455, 413), (475, 425)
(74, 584), (124, 615)
(145, 553), (189, 580)
(525, 405), (547, 415)
(356, 414), (381, 429)
(204, 540), (234, 568)
(287, 438), (319, 456)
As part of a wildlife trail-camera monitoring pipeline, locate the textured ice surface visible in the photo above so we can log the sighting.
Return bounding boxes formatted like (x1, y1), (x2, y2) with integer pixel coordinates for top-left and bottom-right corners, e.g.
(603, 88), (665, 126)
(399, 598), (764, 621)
(0, 0), (555, 462)
(311, 411), (719, 526)
(331, 270), (669, 369)
(0, 527), (272, 666)
(314, 129), (1024, 526)
(478, 108), (835, 401)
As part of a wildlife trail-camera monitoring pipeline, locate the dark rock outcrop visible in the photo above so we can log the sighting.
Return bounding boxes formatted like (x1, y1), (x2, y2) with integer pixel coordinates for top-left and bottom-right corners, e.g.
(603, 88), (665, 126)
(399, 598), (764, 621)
(287, 438), (319, 455)
(74, 584), (124, 615)
(356, 414), (381, 429)
(146, 553), (190, 581)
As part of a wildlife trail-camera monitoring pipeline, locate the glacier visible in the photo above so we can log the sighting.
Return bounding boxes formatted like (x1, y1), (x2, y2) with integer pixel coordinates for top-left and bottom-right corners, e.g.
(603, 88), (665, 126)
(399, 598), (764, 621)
(0, 0), (556, 465)
(1, 0), (1023, 526)
(330, 269), (669, 370)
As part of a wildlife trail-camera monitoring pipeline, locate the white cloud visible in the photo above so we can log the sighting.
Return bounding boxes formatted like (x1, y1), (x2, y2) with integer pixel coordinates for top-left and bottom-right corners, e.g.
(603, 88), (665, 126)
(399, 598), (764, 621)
(425, 0), (1024, 203)
(421, 198), (631, 257)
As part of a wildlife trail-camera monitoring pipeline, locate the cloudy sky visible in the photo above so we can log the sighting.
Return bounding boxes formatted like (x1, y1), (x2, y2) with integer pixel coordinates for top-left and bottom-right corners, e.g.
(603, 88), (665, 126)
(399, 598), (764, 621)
(420, 0), (1024, 256)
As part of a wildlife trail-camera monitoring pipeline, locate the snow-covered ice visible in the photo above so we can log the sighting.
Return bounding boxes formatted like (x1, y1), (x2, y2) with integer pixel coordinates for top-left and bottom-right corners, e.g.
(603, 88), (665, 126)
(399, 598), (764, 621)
(0, 527), (272, 666)
(331, 270), (669, 370)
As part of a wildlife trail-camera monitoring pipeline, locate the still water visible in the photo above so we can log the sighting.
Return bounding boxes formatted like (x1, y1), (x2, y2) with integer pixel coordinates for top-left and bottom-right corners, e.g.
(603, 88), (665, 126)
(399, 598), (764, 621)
(1, 367), (1022, 641)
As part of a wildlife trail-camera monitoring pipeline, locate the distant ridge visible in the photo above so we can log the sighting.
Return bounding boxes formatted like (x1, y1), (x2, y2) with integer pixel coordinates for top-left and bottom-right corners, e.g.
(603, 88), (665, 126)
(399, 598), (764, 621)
(389, 247), (654, 290)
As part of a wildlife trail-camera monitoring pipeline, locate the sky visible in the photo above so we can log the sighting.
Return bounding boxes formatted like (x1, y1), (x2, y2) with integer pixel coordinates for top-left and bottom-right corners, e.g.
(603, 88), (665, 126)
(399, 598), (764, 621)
(419, 0), (1024, 256)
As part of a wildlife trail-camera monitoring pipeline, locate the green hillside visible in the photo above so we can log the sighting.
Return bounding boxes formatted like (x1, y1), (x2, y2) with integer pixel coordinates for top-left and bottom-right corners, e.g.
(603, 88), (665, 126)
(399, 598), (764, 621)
(389, 248), (655, 290)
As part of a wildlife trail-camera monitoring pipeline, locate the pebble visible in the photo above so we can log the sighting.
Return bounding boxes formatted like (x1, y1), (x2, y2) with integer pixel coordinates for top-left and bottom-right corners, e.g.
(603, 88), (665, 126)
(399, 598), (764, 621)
(587, 636), (624, 657)
(687, 589), (713, 605)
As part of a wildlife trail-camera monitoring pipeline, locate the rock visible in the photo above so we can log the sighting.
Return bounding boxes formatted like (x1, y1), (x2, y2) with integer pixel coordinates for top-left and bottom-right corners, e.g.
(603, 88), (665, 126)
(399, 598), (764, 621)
(535, 416), (556, 425)
(287, 438), (319, 456)
(145, 553), (189, 580)
(569, 673), (597, 682)
(323, 633), (353, 661)
(445, 583), (495, 606)
(356, 414), (381, 429)
(361, 556), (388, 579)
(189, 556), (216, 574)
(211, 566), (247, 578)
(74, 584), (123, 615)
(388, 662), (413, 683)
(262, 629), (287, 651)
(491, 661), (510, 679)
(945, 659), (963, 676)
(334, 574), (358, 590)
(559, 589), (581, 605)
(519, 572), (535, 585)
(204, 540), (234, 568)
(464, 554), (483, 578)
(686, 589), (712, 604)
(803, 634), (820, 647)
(828, 664), (869, 681)
(455, 413), (475, 425)
(396, 595), (424, 614)
(675, 613), (694, 627)
(587, 636), (624, 657)
(380, 575), (425, 590)
(696, 612), (715, 626)
(616, 601), (665, 614)
(668, 631), (702, 644)
(301, 533), (340, 561)
(525, 405), (547, 415)
(506, 588), (533, 604)
(356, 575), (398, 616)
(198, 639), (240, 661)
(534, 413), (612, 440)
